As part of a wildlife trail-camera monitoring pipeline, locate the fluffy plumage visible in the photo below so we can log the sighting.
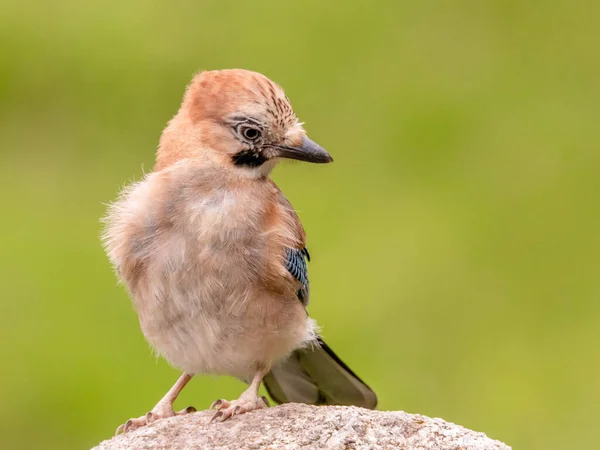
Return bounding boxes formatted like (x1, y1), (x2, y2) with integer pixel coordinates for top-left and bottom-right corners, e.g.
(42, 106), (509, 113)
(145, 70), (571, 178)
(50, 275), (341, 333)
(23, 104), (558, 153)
(102, 69), (376, 433)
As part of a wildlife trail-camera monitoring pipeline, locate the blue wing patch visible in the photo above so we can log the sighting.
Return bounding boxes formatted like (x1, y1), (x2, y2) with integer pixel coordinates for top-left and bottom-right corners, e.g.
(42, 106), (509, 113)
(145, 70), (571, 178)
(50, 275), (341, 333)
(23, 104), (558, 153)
(285, 247), (310, 304)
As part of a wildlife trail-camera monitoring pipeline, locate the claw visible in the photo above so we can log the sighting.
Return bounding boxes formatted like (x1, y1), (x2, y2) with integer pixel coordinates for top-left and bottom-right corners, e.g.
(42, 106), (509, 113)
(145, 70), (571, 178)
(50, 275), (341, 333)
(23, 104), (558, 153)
(180, 406), (196, 414)
(210, 410), (224, 423)
(260, 396), (270, 407)
(210, 399), (230, 410)
(117, 419), (133, 435)
(124, 419), (134, 432)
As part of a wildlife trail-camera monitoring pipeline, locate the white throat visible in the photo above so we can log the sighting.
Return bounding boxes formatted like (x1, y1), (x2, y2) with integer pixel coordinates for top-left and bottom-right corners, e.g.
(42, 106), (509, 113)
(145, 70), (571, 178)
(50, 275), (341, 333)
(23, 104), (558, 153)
(236, 158), (280, 179)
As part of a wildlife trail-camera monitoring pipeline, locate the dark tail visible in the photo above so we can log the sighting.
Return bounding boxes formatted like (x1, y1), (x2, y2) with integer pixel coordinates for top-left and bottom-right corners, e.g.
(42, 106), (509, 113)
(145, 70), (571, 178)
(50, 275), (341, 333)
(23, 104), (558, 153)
(263, 336), (377, 409)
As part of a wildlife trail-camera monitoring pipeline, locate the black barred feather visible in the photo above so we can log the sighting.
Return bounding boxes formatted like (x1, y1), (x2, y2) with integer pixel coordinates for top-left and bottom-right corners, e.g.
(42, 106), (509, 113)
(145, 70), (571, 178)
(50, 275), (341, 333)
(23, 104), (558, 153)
(285, 247), (310, 304)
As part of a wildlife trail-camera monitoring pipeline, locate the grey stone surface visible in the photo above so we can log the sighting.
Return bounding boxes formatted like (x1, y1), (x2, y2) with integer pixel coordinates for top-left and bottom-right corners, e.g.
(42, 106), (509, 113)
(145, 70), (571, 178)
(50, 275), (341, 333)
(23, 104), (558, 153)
(93, 404), (510, 450)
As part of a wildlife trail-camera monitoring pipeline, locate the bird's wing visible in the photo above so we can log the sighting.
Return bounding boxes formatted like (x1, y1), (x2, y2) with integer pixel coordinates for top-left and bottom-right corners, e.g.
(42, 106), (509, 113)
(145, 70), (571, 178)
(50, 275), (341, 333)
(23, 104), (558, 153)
(264, 183), (377, 410)
(270, 181), (311, 304)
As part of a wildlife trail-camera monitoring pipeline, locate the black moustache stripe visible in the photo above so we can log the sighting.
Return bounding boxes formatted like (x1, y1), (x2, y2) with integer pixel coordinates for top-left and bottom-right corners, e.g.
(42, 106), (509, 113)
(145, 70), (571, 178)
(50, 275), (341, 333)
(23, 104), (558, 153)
(232, 150), (268, 167)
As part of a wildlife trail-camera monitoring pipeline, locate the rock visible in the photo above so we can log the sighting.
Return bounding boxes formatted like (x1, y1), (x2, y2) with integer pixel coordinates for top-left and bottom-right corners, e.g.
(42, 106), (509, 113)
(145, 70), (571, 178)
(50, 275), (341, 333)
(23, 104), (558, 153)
(92, 403), (510, 450)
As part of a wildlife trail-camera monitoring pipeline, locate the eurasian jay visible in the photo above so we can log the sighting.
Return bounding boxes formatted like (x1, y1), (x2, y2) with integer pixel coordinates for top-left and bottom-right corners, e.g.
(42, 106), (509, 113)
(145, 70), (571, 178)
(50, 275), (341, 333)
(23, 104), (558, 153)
(103, 69), (377, 433)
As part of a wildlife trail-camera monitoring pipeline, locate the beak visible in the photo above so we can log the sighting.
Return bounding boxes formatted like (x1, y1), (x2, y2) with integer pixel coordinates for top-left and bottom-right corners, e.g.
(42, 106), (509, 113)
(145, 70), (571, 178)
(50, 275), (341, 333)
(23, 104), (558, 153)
(271, 136), (333, 164)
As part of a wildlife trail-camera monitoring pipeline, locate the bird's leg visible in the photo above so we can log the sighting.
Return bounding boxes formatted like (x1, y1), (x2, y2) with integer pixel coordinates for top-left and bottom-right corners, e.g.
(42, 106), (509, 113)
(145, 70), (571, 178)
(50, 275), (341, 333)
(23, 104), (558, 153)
(210, 369), (270, 422)
(116, 372), (196, 435)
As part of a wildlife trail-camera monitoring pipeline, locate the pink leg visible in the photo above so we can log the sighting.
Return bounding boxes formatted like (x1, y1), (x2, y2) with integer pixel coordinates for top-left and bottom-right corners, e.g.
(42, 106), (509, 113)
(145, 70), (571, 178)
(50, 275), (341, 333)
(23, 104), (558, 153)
(116, 372), (196, 435)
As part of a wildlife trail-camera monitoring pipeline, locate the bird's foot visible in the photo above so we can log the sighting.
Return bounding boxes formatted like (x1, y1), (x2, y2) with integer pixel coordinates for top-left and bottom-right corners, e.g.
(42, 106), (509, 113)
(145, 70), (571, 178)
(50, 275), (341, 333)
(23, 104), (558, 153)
(210, 395), (270, 422)
(115, 403), (196, 435)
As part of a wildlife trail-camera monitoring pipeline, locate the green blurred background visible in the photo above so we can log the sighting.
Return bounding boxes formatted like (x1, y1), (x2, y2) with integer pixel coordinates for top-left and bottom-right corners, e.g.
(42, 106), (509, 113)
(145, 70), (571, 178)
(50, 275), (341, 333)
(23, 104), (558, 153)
(1, 0), (598, 448)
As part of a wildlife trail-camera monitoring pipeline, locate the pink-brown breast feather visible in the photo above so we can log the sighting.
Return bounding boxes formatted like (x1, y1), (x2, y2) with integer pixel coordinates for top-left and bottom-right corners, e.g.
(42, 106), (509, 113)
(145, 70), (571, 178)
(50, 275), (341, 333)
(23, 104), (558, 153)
(106, 166), (307, 316)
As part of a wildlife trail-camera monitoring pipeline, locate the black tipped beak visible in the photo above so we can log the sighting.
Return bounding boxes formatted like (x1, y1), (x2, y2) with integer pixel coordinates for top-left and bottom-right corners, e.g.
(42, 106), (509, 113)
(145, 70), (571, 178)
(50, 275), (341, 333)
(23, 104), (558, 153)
(272, 137), (333, 164)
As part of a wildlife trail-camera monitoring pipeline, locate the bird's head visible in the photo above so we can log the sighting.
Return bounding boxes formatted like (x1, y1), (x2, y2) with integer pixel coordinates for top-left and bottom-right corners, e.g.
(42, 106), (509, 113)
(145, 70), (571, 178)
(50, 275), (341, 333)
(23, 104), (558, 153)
(155, 69), (333, 176)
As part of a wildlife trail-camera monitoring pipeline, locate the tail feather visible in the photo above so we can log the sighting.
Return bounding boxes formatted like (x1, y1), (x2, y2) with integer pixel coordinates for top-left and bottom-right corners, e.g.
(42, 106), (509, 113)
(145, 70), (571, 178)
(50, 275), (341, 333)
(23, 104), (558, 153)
(263, 336), (377, 409)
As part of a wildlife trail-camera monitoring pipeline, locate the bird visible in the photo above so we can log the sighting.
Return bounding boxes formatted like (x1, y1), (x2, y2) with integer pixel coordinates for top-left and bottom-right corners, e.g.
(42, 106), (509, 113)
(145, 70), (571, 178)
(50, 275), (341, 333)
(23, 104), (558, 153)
(102, 69), (377, 434)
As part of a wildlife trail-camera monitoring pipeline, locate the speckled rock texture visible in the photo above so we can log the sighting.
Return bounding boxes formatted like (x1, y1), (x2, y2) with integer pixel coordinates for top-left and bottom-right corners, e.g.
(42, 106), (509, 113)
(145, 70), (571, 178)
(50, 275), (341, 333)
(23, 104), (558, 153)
(93, 404), (510, 450)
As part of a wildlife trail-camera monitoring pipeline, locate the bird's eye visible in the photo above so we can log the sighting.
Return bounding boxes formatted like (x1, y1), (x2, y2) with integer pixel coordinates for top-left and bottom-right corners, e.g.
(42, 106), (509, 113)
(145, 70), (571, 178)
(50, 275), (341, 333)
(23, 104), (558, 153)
(241, 126), (261, 141)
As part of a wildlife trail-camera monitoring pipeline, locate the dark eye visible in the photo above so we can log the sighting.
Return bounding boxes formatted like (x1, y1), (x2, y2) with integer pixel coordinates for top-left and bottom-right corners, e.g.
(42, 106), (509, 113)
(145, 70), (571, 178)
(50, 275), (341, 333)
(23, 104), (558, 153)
(241, 126), (261, 141)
